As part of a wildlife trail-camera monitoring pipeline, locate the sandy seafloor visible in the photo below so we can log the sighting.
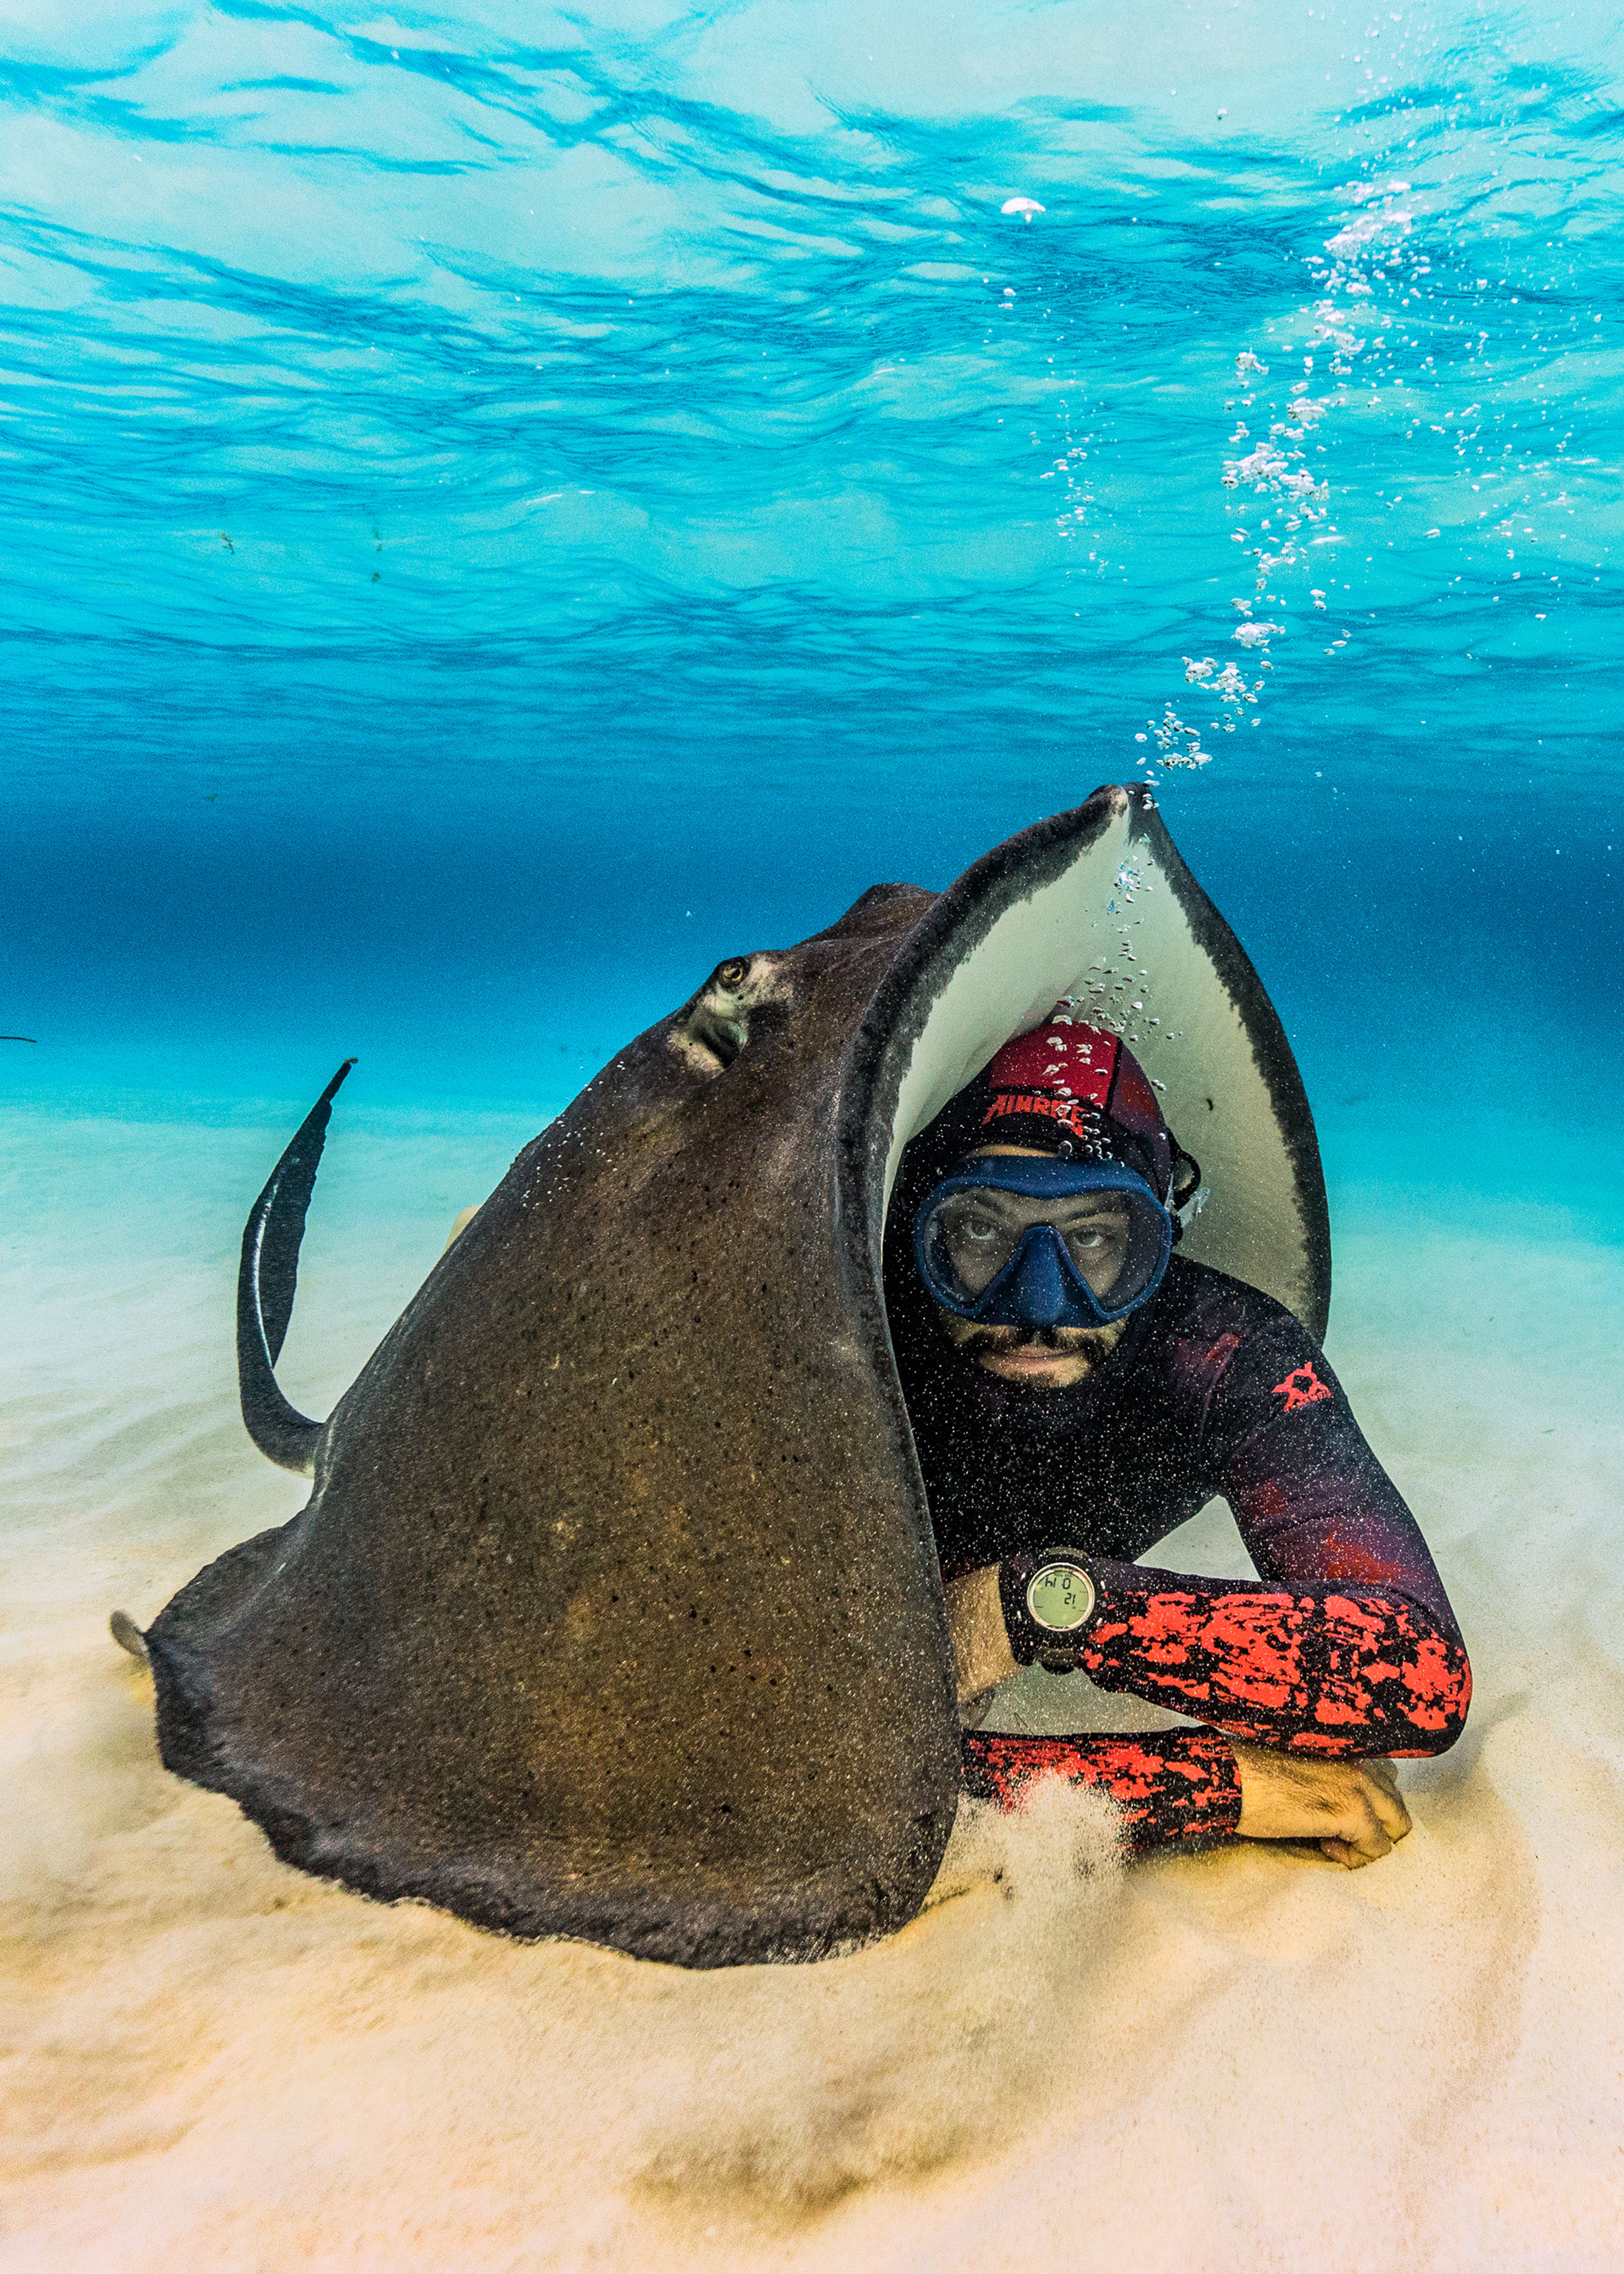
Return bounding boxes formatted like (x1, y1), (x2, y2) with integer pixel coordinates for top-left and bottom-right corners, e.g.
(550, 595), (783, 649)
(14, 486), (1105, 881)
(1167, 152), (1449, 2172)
(4, 1092), (1622, 2273)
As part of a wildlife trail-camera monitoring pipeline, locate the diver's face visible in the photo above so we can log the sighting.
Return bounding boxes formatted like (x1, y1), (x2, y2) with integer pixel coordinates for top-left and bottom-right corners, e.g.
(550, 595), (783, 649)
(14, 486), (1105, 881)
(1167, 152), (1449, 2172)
(931, 1145), (1130, 1389)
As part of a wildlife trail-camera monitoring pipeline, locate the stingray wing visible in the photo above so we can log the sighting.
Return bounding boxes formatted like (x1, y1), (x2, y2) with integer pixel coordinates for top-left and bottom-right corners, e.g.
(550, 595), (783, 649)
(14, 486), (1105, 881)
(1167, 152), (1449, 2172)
(848, 783), (1329, 1338)
(151, 883), (963, 1967)
(147, 787), (1326, 1966)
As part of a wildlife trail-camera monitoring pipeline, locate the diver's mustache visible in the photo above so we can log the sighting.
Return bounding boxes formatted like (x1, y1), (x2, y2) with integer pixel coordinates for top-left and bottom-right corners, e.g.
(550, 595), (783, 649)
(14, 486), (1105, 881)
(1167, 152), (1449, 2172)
(959, 1326), (1100, 1350)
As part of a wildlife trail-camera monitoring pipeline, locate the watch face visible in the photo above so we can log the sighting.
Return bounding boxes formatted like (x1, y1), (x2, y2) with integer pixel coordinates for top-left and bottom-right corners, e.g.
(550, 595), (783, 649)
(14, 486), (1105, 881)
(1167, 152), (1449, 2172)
(1026, 1561), (1095, 1633)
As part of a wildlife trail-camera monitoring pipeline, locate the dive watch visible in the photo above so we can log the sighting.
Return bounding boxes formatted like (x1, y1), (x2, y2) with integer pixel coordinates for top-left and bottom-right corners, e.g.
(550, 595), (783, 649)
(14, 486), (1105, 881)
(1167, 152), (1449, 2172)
(1001, 1547), (1099, 1673)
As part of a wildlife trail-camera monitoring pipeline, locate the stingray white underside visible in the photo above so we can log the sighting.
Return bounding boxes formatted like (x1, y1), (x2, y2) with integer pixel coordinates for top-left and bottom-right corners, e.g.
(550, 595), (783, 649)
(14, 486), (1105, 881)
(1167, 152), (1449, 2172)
(881, 796), (1322, 1332)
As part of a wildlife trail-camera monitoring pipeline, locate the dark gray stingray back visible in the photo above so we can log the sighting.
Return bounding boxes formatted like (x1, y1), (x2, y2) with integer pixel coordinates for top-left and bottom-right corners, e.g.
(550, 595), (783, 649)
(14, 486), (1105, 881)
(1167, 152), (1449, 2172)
(147, 786), (1328, 1966)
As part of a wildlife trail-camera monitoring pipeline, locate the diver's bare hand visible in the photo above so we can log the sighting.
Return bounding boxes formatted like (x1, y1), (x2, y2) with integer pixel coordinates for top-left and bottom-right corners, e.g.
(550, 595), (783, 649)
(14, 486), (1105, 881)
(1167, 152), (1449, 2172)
(944, 1565), (1019, 1708)
(1231, 1743), (1411, 1868)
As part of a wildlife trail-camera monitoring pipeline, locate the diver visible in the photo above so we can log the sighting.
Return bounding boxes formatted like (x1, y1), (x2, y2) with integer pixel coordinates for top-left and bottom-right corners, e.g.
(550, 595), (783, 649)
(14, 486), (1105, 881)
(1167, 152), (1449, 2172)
(884, 1017), (1471, 1870)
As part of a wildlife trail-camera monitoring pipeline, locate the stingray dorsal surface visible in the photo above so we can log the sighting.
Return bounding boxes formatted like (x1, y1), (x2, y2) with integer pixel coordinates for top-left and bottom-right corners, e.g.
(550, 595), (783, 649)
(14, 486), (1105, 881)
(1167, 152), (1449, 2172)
(146, 785), (1327, 1966)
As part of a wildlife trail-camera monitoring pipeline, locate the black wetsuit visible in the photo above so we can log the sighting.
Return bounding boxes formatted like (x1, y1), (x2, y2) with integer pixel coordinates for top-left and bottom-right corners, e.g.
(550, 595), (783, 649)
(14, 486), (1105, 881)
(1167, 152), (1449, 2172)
(889, 1252), (1473, 1855)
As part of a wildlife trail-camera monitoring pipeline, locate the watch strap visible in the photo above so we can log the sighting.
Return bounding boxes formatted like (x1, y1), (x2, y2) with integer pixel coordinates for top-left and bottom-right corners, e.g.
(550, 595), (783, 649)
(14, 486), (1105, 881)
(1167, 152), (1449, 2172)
(998, 1554), (1041, 1664)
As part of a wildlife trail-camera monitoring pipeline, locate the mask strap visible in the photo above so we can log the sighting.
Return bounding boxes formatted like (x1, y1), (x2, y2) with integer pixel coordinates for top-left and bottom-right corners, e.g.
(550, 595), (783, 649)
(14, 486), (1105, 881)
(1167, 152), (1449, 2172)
(1169, 1144), (1207, 1240)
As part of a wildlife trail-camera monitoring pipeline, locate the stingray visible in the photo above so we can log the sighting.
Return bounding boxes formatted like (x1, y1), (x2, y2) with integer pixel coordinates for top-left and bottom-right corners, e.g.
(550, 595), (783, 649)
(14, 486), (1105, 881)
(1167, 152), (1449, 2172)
(133, 785), (1328, 1968)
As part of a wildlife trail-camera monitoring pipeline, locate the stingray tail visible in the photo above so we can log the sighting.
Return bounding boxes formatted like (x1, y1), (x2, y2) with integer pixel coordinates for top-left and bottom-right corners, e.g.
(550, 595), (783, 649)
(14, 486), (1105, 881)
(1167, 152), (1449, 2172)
(238, 1059), (355, 1474)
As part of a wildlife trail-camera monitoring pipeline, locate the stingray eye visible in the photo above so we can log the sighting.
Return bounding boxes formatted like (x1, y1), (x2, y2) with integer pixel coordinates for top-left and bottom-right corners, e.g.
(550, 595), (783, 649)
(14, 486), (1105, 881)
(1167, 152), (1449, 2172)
(672, 951), (779, 1079)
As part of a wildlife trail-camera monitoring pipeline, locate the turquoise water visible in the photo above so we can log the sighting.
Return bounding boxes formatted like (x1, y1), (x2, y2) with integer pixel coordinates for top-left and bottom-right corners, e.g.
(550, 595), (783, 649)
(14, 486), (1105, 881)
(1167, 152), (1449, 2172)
(2, 0), (1619, 1167)
(6, 8), (1624, 2258)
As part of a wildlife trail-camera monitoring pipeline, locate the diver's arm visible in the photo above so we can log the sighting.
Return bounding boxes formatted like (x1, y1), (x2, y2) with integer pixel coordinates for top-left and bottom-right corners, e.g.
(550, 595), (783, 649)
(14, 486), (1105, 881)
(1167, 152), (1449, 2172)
(1027, 1557), (1471, 1760)
(982, 1316), (1472, 1761)
(948, 1569), (1247, 1857)
(961, 1725), (1243, 1856)
(957, 1530), (1470, 1765)
(960, 1724), (1409, 1865)
(1211, 1313), (1465, 1639)
(946, 1567), (1413, 1865)
(955, 1525), (1470, 1760)
(1152, 1309), (1471, 1757)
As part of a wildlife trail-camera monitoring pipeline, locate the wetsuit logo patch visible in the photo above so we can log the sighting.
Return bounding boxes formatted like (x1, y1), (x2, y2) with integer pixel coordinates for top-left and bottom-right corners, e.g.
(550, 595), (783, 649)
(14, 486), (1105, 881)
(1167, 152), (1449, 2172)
(1272, 1362), (1332, 1413)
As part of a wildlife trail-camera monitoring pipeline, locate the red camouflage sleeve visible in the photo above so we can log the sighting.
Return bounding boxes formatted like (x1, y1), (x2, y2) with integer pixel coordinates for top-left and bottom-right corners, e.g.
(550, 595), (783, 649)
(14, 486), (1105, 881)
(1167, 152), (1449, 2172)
(1069, 1569), (1471, 1757)
(1063, 1313), (1471, 1759)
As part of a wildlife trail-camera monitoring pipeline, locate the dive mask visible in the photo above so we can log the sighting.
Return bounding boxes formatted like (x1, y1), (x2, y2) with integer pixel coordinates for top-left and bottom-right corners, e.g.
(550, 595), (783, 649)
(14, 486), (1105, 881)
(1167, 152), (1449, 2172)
(913, 1152), (1173, 1330)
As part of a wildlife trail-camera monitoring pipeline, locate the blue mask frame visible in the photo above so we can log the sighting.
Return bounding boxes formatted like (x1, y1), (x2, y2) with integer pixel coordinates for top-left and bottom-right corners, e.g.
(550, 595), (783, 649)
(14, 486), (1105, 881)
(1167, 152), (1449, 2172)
(913, 1153), (1173, 1330)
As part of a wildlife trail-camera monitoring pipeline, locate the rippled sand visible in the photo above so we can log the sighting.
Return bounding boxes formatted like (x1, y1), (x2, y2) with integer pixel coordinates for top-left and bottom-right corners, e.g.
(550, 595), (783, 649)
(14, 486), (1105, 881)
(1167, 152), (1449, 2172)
(4, 1105), (1620, 2271)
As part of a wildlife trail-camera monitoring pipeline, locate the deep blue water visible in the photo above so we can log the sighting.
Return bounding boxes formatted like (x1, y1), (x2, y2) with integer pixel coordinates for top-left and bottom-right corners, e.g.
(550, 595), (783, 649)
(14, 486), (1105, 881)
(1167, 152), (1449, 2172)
(3, 0), (1620, 1213)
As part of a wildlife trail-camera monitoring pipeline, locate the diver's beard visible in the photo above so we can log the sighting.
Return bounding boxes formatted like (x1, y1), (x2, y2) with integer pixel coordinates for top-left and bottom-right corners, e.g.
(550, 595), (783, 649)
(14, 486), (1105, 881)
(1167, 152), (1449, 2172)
(937, 1313), (1127, 1383)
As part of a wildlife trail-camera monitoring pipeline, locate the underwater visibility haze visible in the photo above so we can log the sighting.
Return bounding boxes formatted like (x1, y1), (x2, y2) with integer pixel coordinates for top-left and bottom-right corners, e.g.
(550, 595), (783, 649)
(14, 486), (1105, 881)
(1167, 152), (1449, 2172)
(3, 0), (1623, 2264)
